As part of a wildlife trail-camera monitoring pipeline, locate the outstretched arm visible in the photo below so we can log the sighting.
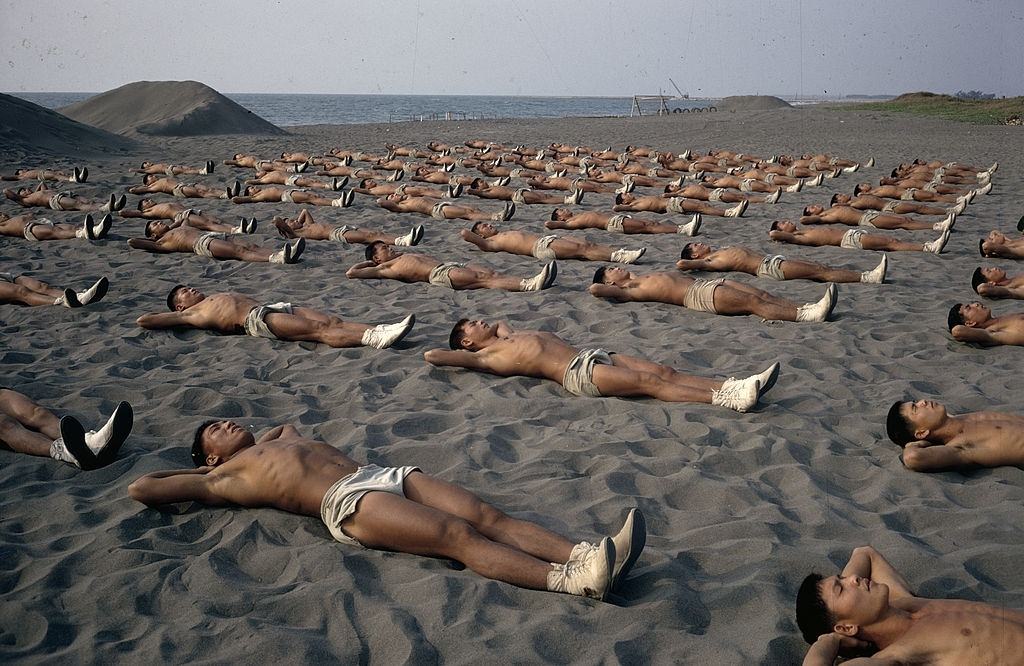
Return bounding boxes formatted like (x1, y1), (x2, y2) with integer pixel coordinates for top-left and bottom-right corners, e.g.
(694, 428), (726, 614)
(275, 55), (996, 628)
(127, 468), (230, 506)
(901, 441), (971, 472)
(128, 238), (173, 253)
(841, 545), (914, 601)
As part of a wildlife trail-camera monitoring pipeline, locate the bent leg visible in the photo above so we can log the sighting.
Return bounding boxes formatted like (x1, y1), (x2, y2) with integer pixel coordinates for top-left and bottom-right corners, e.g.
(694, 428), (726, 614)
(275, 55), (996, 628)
(342, 490), (553, 589)
(0, 283), (59, 306)
(13, 275), (63, 299)
(403, 472), (574, 563)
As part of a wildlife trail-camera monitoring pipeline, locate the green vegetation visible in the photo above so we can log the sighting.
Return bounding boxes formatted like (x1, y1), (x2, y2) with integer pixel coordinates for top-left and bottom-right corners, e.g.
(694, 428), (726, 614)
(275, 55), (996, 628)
(833, 92), (1024, 125)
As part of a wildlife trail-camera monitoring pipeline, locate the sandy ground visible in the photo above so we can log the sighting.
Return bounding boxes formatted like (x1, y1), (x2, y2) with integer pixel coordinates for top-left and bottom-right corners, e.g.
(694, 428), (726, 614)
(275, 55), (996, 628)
(1, 107), (1023, 664)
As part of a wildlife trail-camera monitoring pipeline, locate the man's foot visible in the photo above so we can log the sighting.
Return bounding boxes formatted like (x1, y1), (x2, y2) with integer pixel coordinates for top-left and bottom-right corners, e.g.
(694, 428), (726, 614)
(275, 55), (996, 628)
(677, 213), (702, 236)
(711, 376), (760, 412)
(610, 247), (646, 264)
(100, 192), (118, 212)
(668, 175), (684, 189)
(493, 201), (516, 222)
(785, 180), (803, 193)
(270, 238), (306, 264)
(361, 314), (416, 349)
(933, 213), (956, 232)
(861, 254), (888, 284)
(394, 225), (424, 247)
(295, 161), (310, 173)
(724, 200), (748, 218)
(56, 288), (80, 308)
(51, 416), (97, 469)
(842, 164), (860, 174)
(796, 283), (837, 322)
(976, 172), (991, 186)
(520, 261), (557, 291)
(563, 188), (584, 205)
(610, 508), (646, 589)
(809, 173), (825, 186)
(1017, 215), (1024, 233)
(960, 190), (976, 205)
(986, 161), (998, 175)
(974, 182), (993, 196)
(491, 176), (510, 187)
(923, 229), (950, 254)
(332, 190), (356, 207)
(978, 238), (988, 257)
(865, 157), (875, 167)
(753, 362), (781, 397)
(546, 537), (614, 600)
(78, 213), (112, 240)
(680, 148), (692, 160)
(445, 183), (463, 198)
(949, 199), (967, 216)
(75, 277), (109, 306)
(386, 170), (403, 183)
(72, 166), (88, 183)
(614, 175), (635, 195)
(765, 188), (782, 204)
(766, 154), (779, 163)
(825, 168), (842, 179)
(332, 176), (349, 191)
(85, 401), (133, 466)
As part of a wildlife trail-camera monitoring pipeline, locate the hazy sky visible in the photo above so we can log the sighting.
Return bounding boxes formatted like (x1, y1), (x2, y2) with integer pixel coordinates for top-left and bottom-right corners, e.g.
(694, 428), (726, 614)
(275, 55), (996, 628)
(1, 0), (1022, 98)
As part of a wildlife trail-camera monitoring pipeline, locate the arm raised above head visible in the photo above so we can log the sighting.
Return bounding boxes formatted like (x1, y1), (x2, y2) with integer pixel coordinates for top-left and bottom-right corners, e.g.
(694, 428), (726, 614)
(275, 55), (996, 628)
(901, 441), (971, 473)
(136, 310), (196, 329)
(346, 261), (385, 279)
(841, 545), (914, 601)
(423, 348), (488, 369)
(128, 468), (231, 507)
(950, 325), (1010, 346)
(128, 238), (172, 253)
(588, 283), (631, 301)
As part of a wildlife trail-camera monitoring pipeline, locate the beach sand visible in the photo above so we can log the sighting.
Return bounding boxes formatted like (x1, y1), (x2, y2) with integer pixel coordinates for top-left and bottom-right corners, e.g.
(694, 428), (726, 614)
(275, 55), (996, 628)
(2, 107), (1022, 664)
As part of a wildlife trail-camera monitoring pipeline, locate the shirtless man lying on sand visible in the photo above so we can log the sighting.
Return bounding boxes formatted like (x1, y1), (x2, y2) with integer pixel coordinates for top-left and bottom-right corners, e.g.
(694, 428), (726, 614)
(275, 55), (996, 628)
(231, 185), (355, 208)
(797, 545), (1024, 665)
(827, 193), (964, 217)
(273, 209), (423, 246)
(2, 166), (88, 183)
(800, 204), (955, 232)
(223, 154), (308, 173)
(461, 222), (645, 264)
(590, 267), (837, 323)
(978, 230), (1024, 259)
(134, 161), (215, 177)
(4, 185), (126, 213)
(129, 174), (238, 200)
(1, 272), (108, 308)
(972, 266), (1024, 299)
(354, 178), (460, 200)
(947, 301), (1024, 346)
(121, 199), (256, 234)
(613, 192), (747, 218)
(129, 421), (646, 601)
(1, 211), (111, 241)
(768, 221), (950, 255)
(467, 180), (583, 206)
(547, 208), (701, 236)
(886, 399), (1024, 472)
(377, 193), (515, 222)
(128, 222), (305, 264)
(347, 242), (556, 292)
(138, 286), (414, 349)
(677, 242), (888, 284)
(425, 319), (779, 412)
(663, 181), (780, 205)
(854, 182), (978, 205)
(245, 170), (345, 191)
(1, 388), (132, 470)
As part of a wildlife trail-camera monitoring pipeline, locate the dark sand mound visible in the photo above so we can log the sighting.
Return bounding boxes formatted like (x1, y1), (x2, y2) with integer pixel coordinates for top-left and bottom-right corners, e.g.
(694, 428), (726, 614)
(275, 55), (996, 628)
(0, 93), (136, 156)
(892, 91), (956, 103)
(60, 80), (286, 137)
(718, 95), (793, 111)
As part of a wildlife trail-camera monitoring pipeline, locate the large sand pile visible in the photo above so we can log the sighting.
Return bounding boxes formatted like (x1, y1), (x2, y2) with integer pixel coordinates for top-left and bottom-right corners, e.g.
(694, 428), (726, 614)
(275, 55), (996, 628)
(718, 95), (793, 111)
(0, 93), (136, 156)
(60, 80), (286, 137)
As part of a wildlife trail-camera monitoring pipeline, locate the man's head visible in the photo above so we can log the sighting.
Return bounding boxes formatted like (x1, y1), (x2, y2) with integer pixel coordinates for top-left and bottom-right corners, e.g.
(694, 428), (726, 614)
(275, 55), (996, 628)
(832, 193), (852, 206)
(143, 173), (159, 185)
(448, 318), (497, 351)
(469, 178), (485, 190)
(887, 399), (949, 445)
(141, 161), (153, 168)
(770, 220), (797, 233)
(166, 284), (205, 311)
(550, 207), (571, 221)
(972, 266), (1005, 293)
(804, 204), (825, 216)
(593, 265), (631, 285)
(138, 198), (156, 211)
(470, 221), (497, 238)
(145, 220), (170, 239)
(680, 242), (712, 259)
(365, 240), (397, 264)
(191, 420), (255, 467)
(358, 178), (376, 189)
(854, 183), (871, 195)
(614, 192), (635, 205)
(948, 302), (991, 331)
(796, 572), (889, 644)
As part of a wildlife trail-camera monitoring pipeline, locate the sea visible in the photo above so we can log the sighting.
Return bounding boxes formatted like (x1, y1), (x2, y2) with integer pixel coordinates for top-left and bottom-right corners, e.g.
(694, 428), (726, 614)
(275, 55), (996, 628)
(11, 92), (719, 127)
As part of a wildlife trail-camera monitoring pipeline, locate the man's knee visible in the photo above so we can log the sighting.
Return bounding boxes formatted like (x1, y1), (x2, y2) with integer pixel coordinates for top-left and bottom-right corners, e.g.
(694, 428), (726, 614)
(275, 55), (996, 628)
(440, 516), (483, 551)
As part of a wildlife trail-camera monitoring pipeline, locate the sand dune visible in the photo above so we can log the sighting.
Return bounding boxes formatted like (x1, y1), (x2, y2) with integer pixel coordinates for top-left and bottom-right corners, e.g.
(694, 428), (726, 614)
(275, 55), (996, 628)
(1, 108), (1022, 664)
(0, 93), (136, 158)
(59, 80), (285, 137)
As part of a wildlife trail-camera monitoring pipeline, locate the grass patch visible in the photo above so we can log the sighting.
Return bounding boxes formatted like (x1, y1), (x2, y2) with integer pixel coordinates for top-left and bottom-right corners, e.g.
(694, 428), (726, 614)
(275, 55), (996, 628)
(830, 92), (1024, 125)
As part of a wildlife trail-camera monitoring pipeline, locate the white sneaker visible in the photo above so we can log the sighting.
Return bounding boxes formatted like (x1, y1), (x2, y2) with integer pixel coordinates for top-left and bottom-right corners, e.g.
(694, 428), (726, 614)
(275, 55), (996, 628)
(949, 200), (967, 215)
(610, 247), (645, 264)
(765, 189), (782, 204)
(546, 537), (614, 600)
(865, 157), (875, 167)
(933, 213), (956, 232)
(974, 182), (992, 196)
(563, 188), (584, 205)
(796, 283), (836, 322)
(842, 164), (860, 174)
(394, 225), (424, 246)
(711, 376), (760, 412)
(520, 262), (556, 291)
(611, 509), (646, 588)
(677, 214), (702, 236)
(724, 200), (748, 218)
(361, 314), (415, 349)
(75, 277), (109, 306)
(861, 254), (887, 284)
(810, 173), (825, 186)
(923, 229), (950, 254)
(84, 401), (133, 461)
(786, 180), (803, 193)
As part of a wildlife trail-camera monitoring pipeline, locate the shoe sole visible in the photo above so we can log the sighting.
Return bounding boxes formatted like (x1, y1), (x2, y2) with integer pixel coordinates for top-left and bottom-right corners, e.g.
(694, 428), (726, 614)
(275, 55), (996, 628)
(612, 509), (647, 590)
(59, 415), (99, 470)
(95, 402), (134, 467)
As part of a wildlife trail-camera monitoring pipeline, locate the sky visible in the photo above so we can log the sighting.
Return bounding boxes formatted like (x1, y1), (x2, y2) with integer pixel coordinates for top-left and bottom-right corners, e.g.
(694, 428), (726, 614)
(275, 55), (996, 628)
(1, 0), (1022, 98)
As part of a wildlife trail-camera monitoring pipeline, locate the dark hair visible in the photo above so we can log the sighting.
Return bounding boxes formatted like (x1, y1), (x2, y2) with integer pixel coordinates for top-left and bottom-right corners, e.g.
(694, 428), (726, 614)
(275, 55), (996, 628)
(191, 420), (218, 467)
(978, 238), (988, 258)
(770, 221), (785, 232)
(470, 221), (486, 235)
(357, 178), (370, 189)
(947, 303), (965, 332)
(469, 178), (483, 189)
(680, 243), (698, 259)
(166, 284), (187, 311)
(144, 220), (159, 238)
(663, 184), (675, 193)
(614, 193), (624, 205)
(550, 208), (563, 221)
(365, 240), (387, 262)
(854, 184), (866, 195)
(971, 267), (987, 293)
(448, 318), (470, 350)
(886, 401), (915, 446)
(796, 573), (834, 644)
(803, 206), (813, 216)
(829, 193), (840, 207)
(593, 267), (609, 284)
